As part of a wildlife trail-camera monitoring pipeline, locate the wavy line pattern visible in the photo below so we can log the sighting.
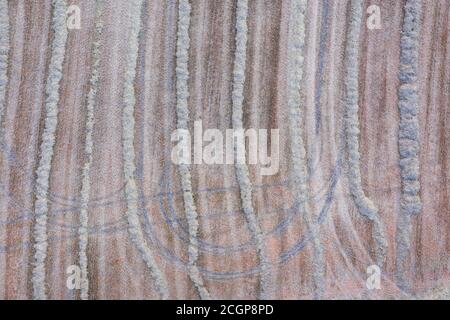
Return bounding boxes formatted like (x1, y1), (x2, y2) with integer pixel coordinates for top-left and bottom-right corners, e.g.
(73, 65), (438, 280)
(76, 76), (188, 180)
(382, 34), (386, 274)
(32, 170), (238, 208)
(343, 0), (387, 267)
(122, 0), (170, 299)
(396, 0), (422, 292)
(32, 0), (68, 300)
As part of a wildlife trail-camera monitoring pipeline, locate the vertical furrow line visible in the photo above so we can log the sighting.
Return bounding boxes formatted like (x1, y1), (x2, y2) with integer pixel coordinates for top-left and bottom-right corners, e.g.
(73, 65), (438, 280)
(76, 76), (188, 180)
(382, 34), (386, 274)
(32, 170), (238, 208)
(287, 0), (325, 299)
(231, 0), (271, 300)
(0, 0), (8, 299)
(396, 0), (422, 292)
(314, 0), (330, 135)
(175, 0), (211, 300)
(123, 0), (170, 299)
(32, 0), (68, 300)
(78, 0), (104, 301)
(343, 0), (387, 267)
(0, 0), (9, 132)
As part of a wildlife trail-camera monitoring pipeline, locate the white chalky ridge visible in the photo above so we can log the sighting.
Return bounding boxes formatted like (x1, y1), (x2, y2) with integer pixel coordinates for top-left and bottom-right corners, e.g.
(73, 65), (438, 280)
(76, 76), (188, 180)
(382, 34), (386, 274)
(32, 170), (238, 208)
(287, 0), (325, 299)
(175, 0), (211, 300)
(123, 0), (170, 299)
(231, 0), (271, 300)
(32, 0), (68, 300)
(78, 0), (104, 301)
(396, 0), (422, 292)
(343, 0), (387, 266)
(0, 0), (9, 132)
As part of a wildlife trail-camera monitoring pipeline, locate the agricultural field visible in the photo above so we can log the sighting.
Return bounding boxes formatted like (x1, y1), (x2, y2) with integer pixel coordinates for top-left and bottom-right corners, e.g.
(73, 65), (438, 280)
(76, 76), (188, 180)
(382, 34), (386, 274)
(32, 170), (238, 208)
(0, 0), (448, 300)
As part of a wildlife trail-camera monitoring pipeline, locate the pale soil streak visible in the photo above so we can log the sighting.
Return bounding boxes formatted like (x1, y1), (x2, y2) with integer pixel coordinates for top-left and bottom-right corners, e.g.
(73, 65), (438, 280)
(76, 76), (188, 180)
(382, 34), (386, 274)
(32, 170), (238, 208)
(32, 0), (68, 299)
(244, 0), (284, 298)
(1, 0), (51, 299)
(87, 0), (131, 299)
(359, 0), (404, 288)
(175, 0), (211, 300)
(231, 0), (272, 300)
(0, 0), (9, 298)
(78, 0), (104, 300)
(123, 0), (170, 299)
(286, 0), (326, 299)
(45, 0), (96, 300)
(0, 0), (9, 126)
(413, 0), (449, 292)
(188, 0), (238, 299)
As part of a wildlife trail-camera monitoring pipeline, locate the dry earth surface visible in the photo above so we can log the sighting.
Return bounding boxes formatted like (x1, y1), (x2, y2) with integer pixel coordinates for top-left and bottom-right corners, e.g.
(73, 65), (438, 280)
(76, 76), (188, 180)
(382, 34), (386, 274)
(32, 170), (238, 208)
(0, 0), (448, 299)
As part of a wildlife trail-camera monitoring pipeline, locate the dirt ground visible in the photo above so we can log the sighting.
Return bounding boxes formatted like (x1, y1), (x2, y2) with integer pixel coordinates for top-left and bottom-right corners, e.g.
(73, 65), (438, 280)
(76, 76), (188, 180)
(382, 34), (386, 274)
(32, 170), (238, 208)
(0, 0), (448, 299)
